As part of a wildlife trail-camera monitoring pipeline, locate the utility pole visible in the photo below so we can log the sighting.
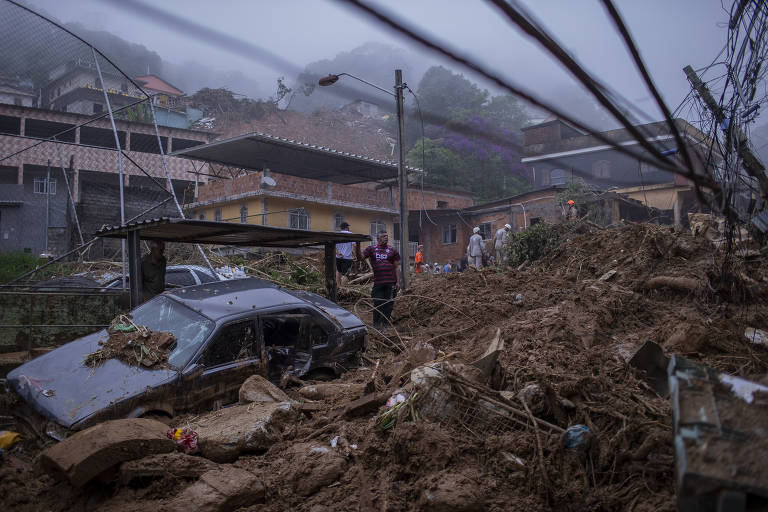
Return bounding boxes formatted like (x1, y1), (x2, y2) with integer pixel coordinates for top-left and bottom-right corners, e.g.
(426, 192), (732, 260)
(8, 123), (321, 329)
(395, 69), (409, 291)
(683, 65), (768, 200)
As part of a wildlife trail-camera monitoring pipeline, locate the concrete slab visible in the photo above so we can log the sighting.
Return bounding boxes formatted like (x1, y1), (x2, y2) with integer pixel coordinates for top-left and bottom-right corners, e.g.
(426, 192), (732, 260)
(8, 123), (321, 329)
(40, 418), (175, 487)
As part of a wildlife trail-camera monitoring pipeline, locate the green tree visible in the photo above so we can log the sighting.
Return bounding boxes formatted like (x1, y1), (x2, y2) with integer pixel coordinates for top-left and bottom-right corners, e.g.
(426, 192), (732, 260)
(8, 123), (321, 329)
(407, 137), (468, 189)
(416, 66), (488, 122)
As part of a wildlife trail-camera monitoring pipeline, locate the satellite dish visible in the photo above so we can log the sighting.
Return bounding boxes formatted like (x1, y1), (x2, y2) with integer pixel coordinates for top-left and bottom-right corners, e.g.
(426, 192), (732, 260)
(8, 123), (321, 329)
(261, 176), (276, 187)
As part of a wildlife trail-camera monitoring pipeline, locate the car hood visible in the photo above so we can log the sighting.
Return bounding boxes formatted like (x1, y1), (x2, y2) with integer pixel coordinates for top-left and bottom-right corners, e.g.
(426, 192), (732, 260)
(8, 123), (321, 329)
(7, 329), (177, 429)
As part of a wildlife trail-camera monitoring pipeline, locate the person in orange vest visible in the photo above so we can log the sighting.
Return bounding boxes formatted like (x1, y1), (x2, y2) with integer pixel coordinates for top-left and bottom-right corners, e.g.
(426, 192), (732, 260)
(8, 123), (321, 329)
(414, 245), (425, 273)
(566, 200), (578, 220)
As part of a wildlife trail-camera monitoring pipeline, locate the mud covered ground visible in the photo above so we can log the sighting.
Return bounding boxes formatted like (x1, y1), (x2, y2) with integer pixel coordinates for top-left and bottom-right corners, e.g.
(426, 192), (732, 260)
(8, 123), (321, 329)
(2, 222), (768, 511)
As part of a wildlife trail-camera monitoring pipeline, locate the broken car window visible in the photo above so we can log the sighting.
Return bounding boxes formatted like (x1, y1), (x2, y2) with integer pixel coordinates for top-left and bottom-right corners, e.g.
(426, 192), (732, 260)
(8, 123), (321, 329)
(262, 310), (305, 348)
(261, 309), (329, 350)
(130, 296), (214, 369)
(203, 320), (258, 367)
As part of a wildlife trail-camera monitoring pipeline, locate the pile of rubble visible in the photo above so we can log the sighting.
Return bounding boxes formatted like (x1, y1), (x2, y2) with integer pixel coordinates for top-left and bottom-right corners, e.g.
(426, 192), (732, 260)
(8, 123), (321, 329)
(83, 315), (176, 369)
(1, 222), (768, 511)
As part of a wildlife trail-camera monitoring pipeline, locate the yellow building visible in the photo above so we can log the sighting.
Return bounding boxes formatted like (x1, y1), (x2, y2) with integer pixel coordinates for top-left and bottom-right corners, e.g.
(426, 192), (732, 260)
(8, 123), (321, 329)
(184, 171), (398, 250)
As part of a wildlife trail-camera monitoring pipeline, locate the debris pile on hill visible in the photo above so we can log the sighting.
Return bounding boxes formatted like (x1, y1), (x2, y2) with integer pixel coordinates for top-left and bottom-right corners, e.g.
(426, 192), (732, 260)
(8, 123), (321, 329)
(3, 222), (768, 511)
(83, 315), (176, 369)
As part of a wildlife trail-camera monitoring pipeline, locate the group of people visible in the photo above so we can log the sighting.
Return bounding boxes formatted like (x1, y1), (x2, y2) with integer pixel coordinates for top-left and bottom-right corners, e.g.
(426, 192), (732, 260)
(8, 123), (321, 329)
(334, 221), (519, 332)
(466, 223), (513, 269)
(415, 247), (468, 274)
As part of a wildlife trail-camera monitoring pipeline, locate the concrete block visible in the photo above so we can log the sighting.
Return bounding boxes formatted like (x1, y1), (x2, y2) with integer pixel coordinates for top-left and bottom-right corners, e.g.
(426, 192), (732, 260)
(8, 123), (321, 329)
(40, 418), (176, 487)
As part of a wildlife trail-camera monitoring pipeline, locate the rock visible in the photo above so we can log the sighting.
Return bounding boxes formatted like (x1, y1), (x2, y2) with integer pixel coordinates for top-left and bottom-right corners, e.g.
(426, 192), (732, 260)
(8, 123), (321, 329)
(167, 467), (265, 512)
(517, 383), (546, 415)
(40, 418), (175, 487)
(238, 374), (290, 404)
(189, 401), (296, 463)
(298, 383), (365, 401)
(281, 442), (348, 497)
(119, 452), (219, 485)
(408, 341), (437, 366)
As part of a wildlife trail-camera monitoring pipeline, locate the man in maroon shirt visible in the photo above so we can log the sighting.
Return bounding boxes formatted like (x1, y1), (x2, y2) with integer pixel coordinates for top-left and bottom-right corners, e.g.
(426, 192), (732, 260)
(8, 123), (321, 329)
(358, 230), (401, 330)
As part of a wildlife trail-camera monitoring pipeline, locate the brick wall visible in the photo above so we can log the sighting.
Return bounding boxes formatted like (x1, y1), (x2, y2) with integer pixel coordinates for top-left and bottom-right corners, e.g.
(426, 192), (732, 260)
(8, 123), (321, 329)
(76, 180), (183, 258)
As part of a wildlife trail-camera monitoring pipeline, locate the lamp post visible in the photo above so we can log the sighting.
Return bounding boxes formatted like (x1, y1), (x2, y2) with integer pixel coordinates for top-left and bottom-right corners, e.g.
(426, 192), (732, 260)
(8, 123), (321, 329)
(319, 70), (410, 290)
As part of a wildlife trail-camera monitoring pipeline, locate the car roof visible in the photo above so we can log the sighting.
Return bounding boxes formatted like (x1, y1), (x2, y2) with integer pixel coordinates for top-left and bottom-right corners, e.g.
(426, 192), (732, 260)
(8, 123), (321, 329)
(165, 277), (305, 319)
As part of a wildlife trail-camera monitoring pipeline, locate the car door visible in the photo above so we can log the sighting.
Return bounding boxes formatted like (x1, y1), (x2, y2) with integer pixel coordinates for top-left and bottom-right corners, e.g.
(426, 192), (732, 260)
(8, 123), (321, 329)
(182, 318), (265, 412)
(260, 307), (337, 381)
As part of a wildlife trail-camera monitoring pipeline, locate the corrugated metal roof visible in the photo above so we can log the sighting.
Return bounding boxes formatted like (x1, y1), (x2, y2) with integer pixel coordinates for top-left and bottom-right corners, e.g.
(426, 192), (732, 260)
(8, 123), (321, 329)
(171, 131), (423, 185)
(96, 217), (371, 248)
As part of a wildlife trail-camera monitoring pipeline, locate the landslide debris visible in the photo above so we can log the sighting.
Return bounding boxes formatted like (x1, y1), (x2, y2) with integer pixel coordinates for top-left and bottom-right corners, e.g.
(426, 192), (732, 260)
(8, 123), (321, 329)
(3, 222), (768, 512)
(83, 315), (176, 369)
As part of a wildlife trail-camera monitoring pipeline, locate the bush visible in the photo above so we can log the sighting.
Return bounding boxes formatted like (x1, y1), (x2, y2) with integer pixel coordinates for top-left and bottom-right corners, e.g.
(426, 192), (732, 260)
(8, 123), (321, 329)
(504, 221), (574, 267)
(0, 251), (43, 284)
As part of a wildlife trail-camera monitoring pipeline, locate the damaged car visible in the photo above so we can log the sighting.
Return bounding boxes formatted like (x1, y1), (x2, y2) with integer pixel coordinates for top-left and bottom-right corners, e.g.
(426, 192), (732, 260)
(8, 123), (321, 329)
(7, 278), (367, 439)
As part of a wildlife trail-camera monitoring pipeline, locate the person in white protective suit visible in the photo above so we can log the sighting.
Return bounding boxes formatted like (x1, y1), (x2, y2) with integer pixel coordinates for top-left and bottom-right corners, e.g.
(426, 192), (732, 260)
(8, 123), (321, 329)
(466, 226), (487, 269)
(493, 223), (512, 266)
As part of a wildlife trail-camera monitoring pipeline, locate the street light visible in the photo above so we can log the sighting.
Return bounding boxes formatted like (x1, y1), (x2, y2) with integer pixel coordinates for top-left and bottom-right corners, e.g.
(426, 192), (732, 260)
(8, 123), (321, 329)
(319, 70), (410, 290)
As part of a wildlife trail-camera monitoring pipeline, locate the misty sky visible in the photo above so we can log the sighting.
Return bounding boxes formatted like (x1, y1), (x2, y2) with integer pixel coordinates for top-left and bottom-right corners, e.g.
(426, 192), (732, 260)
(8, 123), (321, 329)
(24, 0), (729, 126)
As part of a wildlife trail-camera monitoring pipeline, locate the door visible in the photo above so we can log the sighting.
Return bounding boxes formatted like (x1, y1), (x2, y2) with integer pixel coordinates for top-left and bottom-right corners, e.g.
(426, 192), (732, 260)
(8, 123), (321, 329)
(260, 308), (336, 381)
(182, 318), (263, 412)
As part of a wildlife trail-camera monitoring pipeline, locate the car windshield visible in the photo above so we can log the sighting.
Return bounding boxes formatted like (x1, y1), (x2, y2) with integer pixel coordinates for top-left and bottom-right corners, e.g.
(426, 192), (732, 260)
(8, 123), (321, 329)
(130, 296), (214, 369)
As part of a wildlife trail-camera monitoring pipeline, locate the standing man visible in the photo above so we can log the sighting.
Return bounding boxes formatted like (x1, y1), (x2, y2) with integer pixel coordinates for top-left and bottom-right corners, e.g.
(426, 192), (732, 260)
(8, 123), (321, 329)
(335, 221), (355, 285)
(493, 223), (512, 266)
(358, 230), (401, 331)
(141, 240), (166, 301)
(466, 226), (486, 269)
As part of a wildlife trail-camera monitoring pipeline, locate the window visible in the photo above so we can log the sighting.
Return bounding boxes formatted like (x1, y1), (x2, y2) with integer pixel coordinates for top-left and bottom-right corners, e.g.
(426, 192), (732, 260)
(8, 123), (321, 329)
(214, 208), (222, 221)
(93, 103), (103, 114)
(33, 178), (56, 195)
(592, 160), (611, 179)
(478, 222), (492, 240)
(130, 296), (214, 369)
(370, 220), (387, 242)
(203, 320), (259, 367)
(166, 269), (196, 287)
(262, 309), (328, 350)
(290, 208), (310, 230)
(240, 205), (248, 223)
(442, 223), (457, 244)
(437, 200), (448, 208)
(530, 217), (541, 226)
(550, 169), (567, 185)
(198, 213), (205, 220)
(393, 222), (400, 241)
(334, 213), (344, 231)
(194, 269), (218, 284)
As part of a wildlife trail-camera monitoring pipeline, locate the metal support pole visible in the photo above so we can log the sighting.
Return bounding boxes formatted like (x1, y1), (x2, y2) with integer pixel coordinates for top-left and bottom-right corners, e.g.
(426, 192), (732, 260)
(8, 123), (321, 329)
(126, 231), (142, 308)
(147, 99), (217, 275)
(324, 243), (337, 302)
(93, 48), (127, 289)
(45, 159), (50, 253)
(395, 69), (409, 290)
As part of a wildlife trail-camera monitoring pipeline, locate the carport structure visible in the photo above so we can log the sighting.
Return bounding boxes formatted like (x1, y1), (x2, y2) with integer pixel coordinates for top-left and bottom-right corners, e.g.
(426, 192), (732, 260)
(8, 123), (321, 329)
(96, 217), (369, 307)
